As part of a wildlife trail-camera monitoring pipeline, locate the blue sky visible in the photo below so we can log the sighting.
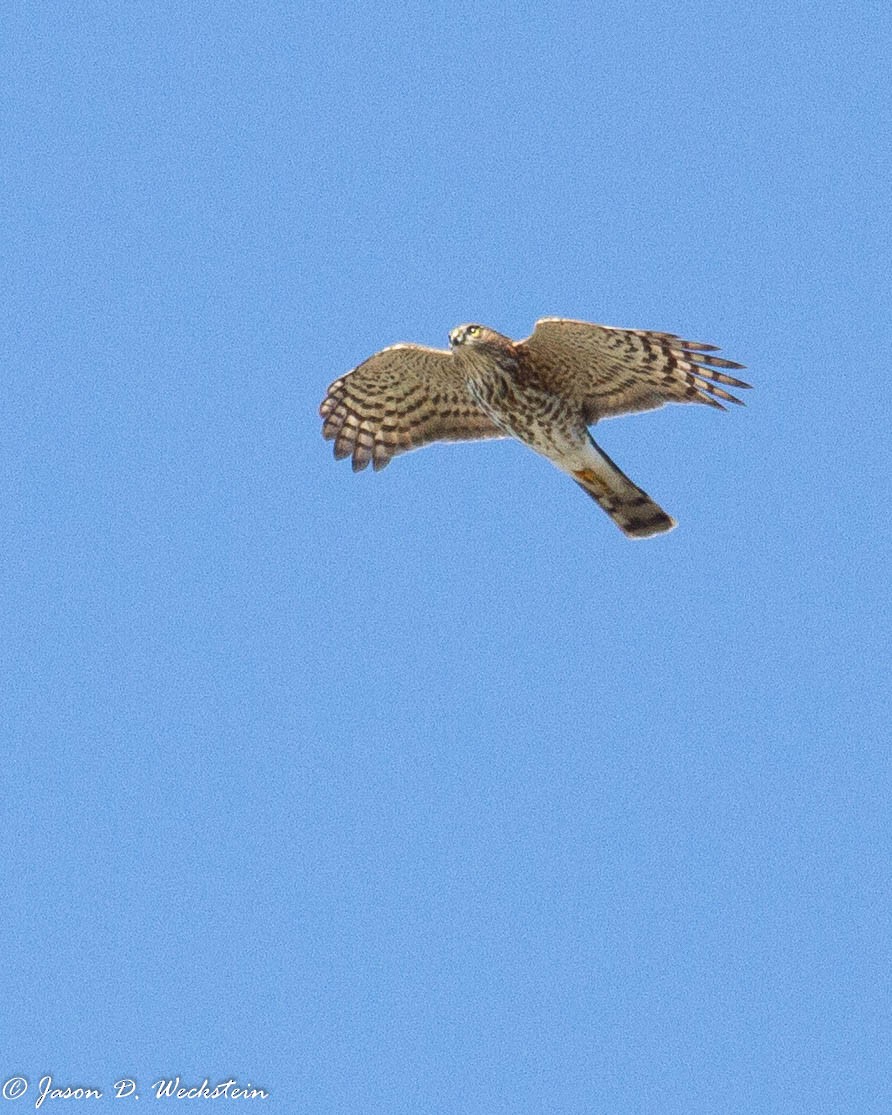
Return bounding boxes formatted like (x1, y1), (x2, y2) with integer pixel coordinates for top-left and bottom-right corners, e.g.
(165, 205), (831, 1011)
(3, 2), (890, 1111)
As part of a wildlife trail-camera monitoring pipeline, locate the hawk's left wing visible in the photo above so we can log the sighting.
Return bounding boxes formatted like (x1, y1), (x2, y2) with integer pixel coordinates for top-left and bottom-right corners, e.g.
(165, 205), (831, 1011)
(519, 318), (750, 423)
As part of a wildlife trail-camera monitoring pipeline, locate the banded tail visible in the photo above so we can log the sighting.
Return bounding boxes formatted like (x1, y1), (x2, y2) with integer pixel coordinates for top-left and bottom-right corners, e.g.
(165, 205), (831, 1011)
(572, 437), (675, 539)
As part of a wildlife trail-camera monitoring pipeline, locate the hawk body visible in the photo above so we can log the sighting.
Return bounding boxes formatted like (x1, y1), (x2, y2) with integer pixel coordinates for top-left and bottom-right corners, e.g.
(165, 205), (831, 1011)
(320, 318), (749, 537)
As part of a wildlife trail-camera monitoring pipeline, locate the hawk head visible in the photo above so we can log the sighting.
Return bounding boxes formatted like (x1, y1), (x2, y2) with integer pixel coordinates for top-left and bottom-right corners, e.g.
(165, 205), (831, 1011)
(448, 323), (508, 350)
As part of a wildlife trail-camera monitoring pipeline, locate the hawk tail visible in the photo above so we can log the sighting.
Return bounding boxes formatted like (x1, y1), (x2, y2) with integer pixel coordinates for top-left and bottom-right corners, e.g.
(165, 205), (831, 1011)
(571, 438), (676, 539)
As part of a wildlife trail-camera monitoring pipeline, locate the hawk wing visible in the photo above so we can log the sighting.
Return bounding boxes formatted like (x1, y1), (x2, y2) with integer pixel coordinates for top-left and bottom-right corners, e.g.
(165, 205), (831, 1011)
(320, 343), (506, 471)
(519, 318), (750, 423)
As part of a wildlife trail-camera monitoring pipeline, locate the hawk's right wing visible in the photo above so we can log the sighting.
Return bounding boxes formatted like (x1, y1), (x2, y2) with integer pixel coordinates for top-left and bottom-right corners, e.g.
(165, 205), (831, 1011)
(320, 343), (506, 472)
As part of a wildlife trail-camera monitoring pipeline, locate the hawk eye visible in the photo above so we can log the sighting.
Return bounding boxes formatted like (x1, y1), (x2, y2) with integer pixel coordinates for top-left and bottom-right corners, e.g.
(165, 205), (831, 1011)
(467, 326), (480, 337)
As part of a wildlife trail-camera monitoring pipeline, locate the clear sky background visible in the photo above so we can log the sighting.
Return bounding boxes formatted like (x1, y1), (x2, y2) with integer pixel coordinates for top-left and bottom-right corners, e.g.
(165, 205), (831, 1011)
(4, 2), (890, 1112)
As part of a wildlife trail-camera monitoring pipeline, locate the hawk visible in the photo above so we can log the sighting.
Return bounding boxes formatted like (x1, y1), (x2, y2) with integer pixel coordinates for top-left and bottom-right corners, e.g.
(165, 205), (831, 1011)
(320, 318), (749, 538)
